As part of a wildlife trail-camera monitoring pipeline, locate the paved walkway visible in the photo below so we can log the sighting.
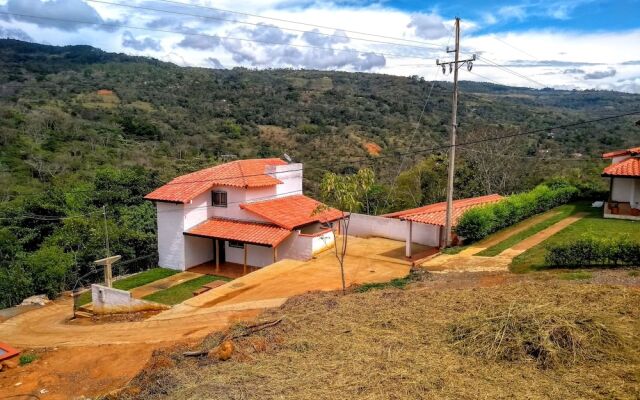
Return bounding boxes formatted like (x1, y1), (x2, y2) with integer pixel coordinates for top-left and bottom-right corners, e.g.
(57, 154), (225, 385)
(129, 271), (203, 298)
(421, 213), (587, 273)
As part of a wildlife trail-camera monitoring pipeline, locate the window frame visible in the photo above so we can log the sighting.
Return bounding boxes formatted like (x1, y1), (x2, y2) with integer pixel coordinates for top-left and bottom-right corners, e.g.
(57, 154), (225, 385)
(228, 240), (245, 249)
(211, 190), (228, 208)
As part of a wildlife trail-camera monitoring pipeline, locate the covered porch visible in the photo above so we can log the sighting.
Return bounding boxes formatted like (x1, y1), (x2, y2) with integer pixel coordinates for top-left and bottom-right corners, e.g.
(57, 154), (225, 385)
(188, 261), (258, 279)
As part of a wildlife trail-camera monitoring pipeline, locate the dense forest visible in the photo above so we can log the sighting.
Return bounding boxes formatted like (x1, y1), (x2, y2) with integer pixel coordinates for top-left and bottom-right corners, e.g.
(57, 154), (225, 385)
(1, 39), (638, 306)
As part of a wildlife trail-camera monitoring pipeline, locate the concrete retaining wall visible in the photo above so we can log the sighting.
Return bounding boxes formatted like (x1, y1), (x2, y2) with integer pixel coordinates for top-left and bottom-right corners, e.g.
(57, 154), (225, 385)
(91, 284), (169, 314)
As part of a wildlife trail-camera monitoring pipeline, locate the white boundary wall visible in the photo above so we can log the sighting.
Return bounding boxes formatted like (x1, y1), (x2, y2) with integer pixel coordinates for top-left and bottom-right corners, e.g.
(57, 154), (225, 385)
(348, 213), (440, 247)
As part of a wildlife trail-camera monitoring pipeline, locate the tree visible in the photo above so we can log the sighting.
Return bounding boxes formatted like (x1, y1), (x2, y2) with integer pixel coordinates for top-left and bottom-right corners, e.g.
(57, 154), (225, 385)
(317, 168), (375, 293)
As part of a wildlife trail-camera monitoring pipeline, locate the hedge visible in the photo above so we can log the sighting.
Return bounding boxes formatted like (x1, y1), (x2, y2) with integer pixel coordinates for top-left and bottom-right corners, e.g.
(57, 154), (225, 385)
(545, 237), (640, 268)
(456, 183), (579, 243)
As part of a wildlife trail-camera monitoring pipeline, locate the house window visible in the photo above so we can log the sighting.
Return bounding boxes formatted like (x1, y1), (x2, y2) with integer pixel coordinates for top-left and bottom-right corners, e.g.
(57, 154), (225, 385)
(228, 240), (244, 249)
(212, 190), (227, 207)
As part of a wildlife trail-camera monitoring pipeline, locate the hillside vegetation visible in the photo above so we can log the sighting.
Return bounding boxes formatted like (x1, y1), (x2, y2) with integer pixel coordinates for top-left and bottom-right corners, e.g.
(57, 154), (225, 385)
(1, 39), (638, 306)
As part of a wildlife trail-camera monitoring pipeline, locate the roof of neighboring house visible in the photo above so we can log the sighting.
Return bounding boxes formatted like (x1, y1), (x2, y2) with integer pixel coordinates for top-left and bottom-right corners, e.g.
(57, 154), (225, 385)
(145, 158), (287, 203)
(185, 218), (291, 247)
(602, 146), (640, 159)
(383, 194), (503, 227)
(602, 157), (640, 178)
(240, 194), (343, 230)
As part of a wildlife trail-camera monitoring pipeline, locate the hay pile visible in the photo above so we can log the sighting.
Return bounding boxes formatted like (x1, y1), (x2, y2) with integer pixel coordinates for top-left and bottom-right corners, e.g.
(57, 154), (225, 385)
(449, 302), (623, 368)
(116, 278), (640, 400)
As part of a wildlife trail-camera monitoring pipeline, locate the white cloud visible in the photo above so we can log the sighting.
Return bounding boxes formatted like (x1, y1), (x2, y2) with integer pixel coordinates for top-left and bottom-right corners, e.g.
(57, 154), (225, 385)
(407, 13), (449, 39)
(122, 31), (162, 51)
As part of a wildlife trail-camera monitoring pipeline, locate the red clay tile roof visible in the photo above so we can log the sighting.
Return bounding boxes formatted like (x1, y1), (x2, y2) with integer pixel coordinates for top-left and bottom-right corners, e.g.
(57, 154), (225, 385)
(383, 194), (503, 227)
(240, 194), (343, 230)
(602, 157), (640, 177)
(145, 158), (286, 203)
(602, 146), (640, 159)
(185, 218), (291, 247)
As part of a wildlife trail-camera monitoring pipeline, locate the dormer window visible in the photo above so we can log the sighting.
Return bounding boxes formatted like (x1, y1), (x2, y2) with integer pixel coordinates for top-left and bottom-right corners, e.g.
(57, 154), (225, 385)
(212, 190), (227, 207)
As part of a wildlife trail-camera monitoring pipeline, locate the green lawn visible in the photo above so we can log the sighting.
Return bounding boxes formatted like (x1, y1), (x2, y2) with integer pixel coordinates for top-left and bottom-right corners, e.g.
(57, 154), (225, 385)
(142, 275), (230, 305)
(76, 267), (180, 306)
(477, 203), (592, 257)
(512, 208), (640, 273)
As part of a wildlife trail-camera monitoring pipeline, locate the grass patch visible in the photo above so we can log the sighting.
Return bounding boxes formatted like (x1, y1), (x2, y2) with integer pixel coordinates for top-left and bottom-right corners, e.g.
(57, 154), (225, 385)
(558, 271), (593, 281)
(76, 268), (180, 306)
(449, 302), (621, 369)
(629, 270), (640, 277)
(143, 275), (229, 305)
(477, 203), (590, 257)
(19, 353), (38, 365)
(355, 276), (412, 293)
(441, 245), (468, 255)
(512, 207), (640, 273)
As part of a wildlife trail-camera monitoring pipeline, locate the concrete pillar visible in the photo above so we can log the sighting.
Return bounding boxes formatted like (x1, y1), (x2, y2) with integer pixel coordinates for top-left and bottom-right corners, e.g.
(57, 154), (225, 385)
(405, 220), (412, 258)
(215, 239), (220, 272)
(273, 246), (278, 263)
(243, 244), (248, 275)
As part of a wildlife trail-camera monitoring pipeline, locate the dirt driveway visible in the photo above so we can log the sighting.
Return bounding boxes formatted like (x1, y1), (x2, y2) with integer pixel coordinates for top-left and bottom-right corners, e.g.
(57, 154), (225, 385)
(0, 236), (412, 399)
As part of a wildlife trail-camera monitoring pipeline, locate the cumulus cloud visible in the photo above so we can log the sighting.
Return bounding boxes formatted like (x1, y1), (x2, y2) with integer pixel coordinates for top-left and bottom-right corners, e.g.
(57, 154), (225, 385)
(0, 26), (32, 41)
(584, 68), (616, 80)
(237, 23), (296, 44)
(407, 13), (448, 40)
(563, 68), (585, 74)
(2, 0), (116, 31)
(177, 34), (220, 50)
(302, 29), (349, 46)
(122, 31), (162, 51)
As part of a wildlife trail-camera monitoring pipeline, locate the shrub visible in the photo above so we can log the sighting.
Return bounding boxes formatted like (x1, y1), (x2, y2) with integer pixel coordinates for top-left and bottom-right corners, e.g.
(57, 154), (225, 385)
(456, 184), (579, 243)
(545, 237), (640, 268)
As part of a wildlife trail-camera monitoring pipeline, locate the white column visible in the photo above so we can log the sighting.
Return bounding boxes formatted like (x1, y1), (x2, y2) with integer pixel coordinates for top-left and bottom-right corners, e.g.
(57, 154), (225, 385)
(405, 220), (412, 258)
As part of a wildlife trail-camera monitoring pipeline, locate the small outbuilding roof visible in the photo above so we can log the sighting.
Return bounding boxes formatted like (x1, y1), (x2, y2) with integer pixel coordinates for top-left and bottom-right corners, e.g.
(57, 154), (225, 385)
(602, 157), (640, 178)
(240, 194), (343, 230)
(383, 194), (503, 227)
(185, 218), (291, 247)
(145, 158), (286, 203)
(602, 146), (640, 159)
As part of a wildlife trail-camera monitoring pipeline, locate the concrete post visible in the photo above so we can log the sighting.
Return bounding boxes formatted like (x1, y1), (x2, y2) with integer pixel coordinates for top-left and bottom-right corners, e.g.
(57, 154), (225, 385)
(243, 244), (248, 275)
(405, 221), (412, 258)
(215, 239), (220, 272)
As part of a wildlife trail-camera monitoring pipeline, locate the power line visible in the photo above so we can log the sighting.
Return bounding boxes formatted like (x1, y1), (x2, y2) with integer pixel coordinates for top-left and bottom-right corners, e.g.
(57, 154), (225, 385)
(148, 0), (445, 48)
(476, 56), (547, 88)
(0, 11), (439, 61)
(86, 0), (442, 52)
(0, 209), (103, 221)
(489, 35), (540, 61)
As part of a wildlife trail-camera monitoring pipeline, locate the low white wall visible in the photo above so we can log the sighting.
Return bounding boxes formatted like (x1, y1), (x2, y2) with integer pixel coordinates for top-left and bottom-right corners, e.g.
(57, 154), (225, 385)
(308, 230), (335, 254)
(348, 213), (440, 247)
(91, 284), (169, 314)
(278, 231), (313, 261)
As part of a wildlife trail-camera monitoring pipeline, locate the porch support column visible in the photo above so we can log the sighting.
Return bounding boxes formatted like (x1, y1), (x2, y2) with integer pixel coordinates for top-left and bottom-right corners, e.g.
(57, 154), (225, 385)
(405, 220), (412, 258)
(215, 239), (220, 273)
(243, 243), (248, 275)
(273, 246), (278, 263)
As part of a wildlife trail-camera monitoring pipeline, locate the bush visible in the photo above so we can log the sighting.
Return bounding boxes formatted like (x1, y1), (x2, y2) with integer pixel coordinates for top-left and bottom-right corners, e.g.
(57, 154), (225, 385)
(24, 245), (75, 299)
(545, 237), (640, 268)
(0, 265), (33, 309)
(456, 184), (579, 243)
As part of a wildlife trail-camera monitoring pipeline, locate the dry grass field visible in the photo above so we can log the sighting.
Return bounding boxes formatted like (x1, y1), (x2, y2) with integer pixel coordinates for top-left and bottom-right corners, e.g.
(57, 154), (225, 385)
(114, 271), (640, 400)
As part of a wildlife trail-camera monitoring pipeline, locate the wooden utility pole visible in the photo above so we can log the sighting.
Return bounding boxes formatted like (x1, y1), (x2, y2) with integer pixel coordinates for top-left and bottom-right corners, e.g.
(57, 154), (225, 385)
(436, 17), (475, 247)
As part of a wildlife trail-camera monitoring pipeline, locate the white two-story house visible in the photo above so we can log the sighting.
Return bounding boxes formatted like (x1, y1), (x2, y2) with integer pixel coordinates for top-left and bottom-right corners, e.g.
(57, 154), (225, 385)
(145, 158), (342, 271)
(602, 146), (640, 220)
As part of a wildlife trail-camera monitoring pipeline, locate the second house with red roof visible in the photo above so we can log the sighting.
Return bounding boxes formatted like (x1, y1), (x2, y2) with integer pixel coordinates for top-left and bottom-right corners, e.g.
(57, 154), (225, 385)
(145, 158), (343, 272)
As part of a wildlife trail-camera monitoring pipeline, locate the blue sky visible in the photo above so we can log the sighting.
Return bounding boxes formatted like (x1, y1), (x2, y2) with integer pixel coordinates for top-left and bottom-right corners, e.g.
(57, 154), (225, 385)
(0, 0), (639, 92)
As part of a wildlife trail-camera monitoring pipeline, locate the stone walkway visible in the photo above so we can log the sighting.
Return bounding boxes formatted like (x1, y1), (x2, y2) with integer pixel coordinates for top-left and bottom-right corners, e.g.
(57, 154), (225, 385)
(421, 212), (587, 273)
(129, 271), (203, 298)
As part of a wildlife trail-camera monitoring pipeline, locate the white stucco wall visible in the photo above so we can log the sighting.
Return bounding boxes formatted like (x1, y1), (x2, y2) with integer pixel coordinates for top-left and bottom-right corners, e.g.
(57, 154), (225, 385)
(310, 230), (335, 254)
(225, 242), (275, 268)
(611, 178), (634, 203)
(266, 163), (303, 197)
(156, 202), (185, 270)
(184, 235), (214, 269)
(279, 231), (313, 260)
(348, 213), (440, 247)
